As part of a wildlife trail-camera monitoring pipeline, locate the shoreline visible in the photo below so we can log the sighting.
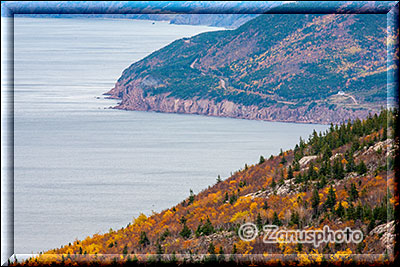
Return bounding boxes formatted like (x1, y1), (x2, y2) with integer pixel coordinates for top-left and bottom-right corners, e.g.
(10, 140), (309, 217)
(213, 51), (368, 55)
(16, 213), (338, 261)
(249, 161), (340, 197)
(109, 104), (323, 126)
(104, 92), (377, 126)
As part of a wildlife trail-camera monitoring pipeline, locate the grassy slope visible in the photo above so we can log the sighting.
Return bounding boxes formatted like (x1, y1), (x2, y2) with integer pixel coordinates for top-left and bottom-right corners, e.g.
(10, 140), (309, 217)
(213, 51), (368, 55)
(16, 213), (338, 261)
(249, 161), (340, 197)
(113, 13), (388, 112)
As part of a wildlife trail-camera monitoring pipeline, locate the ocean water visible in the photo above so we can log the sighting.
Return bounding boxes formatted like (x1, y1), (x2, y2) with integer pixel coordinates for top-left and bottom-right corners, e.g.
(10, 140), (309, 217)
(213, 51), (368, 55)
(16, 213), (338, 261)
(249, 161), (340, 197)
(11, 16), (329, 254)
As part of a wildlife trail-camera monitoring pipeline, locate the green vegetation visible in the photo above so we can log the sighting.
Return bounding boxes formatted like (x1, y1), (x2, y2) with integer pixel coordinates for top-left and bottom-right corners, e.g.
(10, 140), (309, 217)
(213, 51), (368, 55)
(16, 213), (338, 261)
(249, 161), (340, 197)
(18, 109), (396, 265)
(114, 13), (388, 115)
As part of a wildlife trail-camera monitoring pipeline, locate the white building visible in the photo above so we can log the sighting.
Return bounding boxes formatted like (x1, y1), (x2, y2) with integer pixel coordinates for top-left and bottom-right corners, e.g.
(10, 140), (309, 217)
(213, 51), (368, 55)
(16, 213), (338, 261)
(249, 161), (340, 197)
(337, 90), (345, 96)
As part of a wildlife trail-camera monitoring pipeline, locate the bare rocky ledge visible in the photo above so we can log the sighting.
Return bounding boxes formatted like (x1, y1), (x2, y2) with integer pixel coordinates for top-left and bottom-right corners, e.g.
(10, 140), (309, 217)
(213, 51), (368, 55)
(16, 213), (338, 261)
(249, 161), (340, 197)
(105, 82), (373, 125)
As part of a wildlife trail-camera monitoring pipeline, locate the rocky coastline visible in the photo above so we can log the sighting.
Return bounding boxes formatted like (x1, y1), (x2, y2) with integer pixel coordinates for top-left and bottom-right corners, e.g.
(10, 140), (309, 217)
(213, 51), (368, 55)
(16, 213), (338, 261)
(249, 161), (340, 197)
(105, 83), (373, 125)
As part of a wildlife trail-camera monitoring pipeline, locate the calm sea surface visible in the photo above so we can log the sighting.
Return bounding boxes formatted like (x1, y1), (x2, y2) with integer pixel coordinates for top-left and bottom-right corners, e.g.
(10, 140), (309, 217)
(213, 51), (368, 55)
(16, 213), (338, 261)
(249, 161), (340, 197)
(12, 17), (328, 254)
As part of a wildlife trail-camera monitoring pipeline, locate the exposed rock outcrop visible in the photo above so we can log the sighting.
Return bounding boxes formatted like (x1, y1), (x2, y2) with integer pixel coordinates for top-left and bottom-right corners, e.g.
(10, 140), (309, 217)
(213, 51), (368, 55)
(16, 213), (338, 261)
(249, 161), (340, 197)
(368, 221), (395, 255)
(106, 84), (372, 125)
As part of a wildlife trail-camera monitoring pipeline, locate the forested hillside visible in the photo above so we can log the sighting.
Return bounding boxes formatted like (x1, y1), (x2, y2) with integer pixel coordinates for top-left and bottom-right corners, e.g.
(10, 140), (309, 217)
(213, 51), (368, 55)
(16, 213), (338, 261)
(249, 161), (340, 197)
(16, 109), (397, 266)
(107, 12), (393, 124)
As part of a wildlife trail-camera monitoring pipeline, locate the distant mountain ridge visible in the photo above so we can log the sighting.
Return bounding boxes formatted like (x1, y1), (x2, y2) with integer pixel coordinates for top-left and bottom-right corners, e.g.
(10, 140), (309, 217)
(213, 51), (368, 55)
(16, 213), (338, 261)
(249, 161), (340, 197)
(107, 12), (391, 124)
(11, 13), (260, 29)
(2, 1), (284, 28)
(4, 1), (396, 28)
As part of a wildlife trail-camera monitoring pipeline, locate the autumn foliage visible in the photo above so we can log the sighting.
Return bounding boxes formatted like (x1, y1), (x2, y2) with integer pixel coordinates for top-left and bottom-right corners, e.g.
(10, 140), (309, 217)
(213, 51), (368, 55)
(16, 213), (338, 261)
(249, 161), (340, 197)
(15, 109), (397, 266)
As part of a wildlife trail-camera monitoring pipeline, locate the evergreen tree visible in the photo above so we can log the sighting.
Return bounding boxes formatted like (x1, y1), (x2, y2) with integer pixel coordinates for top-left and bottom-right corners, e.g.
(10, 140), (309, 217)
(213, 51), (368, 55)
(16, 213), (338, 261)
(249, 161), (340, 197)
(324, 185), (336, 211)
(271, 178), (277, 189)
(229, 193), (237, 204)
(287, 165), (294, 179)
(280, 155), (287, 165)
(356, 160), (367, 175)
(180, 223), (192, 239)
(232, 244), (237, 254)
(346, 202), (355, 220)
(368, 218), (376, 233)
(188, 189), (195, 205)
(335, 202), (345, 218)
(345, 151), (355, 172)
(308, 162), (318, 180)
(195, 217), (214, 236)
(348, 183), (359, 202)
(156, 243), (163, 261)
(207, 242), (217, 262)
(272, 211), (282, 226)
(322, 144), (332, 161)
(160, 228), (170, 242)
(351, 139), (360, 153)
(224, 192), (229, 202)
(202, 218), (214, 235)
(312, 187), (320, 217)
(295, 173), (303, 184)
(355, 203), (363, 220)
(218, 246), (225, 262)
(263, 200), (269, 210)
(256, 213), (263, 230)
(289, 211), (300, 226)
(180, 216), (187, 224)
(139, 231), (150, 247)
(293, 160), (300, 171)
(381, 127), (387, 140)
(332, 158), (345, 180)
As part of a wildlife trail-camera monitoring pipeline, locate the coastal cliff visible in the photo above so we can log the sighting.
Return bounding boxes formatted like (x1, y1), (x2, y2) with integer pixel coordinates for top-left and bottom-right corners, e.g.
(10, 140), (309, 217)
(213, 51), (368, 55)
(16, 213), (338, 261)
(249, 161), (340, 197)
(107, 83), (371, 124)
(106, 12), (391, 124)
